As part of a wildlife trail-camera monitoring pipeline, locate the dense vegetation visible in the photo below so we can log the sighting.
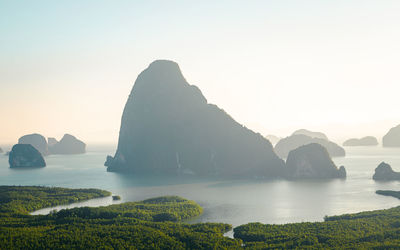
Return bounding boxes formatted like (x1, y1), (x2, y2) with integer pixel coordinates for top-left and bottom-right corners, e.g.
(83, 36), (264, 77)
(2, 186), (400, 249)
(234, 203), (400, 248)
(0, 185), (111, 215)
(0, 186), (241, 249)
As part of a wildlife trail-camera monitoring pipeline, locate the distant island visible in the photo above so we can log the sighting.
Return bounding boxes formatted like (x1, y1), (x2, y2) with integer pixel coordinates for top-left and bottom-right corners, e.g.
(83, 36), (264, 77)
(343, 136), (378, 146)
(17, 133), (86, 155)
(292, 129), (329, 140)
(274, 134), (345, 159)
(383, 124), (400, 147)
(105, 60), (285, 178)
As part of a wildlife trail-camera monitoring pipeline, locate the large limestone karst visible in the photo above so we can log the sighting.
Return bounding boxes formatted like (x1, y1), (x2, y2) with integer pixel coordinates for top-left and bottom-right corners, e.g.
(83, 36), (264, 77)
(285, 143), (346, 179)
(382, 124), (400, 147)
(373, 162), (400, 181)
(49, 134), (86, 154)
(275, 134), (345, 159)
(18, 133), (48, 156)
(343, 136), (378, 147)
(292, 129), (329, 141)
(105, 60), (285, 177)
(8, 144), (46, 168)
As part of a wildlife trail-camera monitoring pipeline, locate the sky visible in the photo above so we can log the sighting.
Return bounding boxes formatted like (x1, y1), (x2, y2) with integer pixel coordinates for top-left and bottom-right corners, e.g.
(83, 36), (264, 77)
(1, 0), (400, 145)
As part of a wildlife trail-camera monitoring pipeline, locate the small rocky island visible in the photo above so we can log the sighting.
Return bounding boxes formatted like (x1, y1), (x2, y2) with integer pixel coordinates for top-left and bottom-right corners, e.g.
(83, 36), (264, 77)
(275, 134), (345, 159)
(285, 143), (346, 179)
(373, 162), (400, 181)
(343, 136), (378, 146)
(18, 133), (49, 156)
(382, 124), (400, 147)
(8, 144), (46, 168)
(49, 134), (86, 154)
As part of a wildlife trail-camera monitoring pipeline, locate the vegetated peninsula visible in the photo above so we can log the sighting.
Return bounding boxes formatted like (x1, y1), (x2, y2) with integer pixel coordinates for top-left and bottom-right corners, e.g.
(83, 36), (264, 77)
(105, 60), (285, 178)
(274, 134), (345, 159)
(383, 124), (400, 147)
(343, 136), (378, 146)
(0, 186), (239, 249)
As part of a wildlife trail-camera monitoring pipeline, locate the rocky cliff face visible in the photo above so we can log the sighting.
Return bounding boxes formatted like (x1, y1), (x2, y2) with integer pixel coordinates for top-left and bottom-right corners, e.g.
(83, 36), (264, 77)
(18, 134), (48, 156)
(275, 134), (345, 159)
(383, 125), (400, 147)
(343, 136), (378, 146)
(105, 60), (285, 177)
(373, 162), (400, 181)
(9, 144), (46, 168)
(285, 143), (346, 179)
(49, 134), (86, 154)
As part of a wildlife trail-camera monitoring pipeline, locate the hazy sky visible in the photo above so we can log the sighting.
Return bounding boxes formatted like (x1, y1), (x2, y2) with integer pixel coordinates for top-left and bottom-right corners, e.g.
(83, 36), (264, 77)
(1, 1), (400, 145)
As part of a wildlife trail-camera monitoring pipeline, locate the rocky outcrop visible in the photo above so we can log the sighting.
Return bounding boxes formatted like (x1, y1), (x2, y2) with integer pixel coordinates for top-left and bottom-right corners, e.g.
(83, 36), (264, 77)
(49, 134), (86, 154)
(343, 136), (378, 146)
(383, 125), (400, 147)
(48, 137), (58, 147)
(275, 134), (345, 159)
(292, 129), (329, 140)
(285, 143), (346, 179)
(373, 162), (400, 181)
(8, 144), (46, 168)
(105, 60), (285, 177)
(18, 133), (48, 156)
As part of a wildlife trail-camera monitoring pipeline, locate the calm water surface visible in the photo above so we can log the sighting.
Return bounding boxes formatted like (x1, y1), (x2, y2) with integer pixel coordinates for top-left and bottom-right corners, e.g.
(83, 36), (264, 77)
(1, 145), (400, 229)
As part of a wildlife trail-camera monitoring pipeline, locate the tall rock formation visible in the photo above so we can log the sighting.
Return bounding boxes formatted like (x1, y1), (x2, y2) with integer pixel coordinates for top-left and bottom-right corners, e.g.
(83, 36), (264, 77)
(275, 134), (345, 159)
(105, 60), (285, 177)
(285, 143), (346, 179)
(49, 134), (86, 154)
(18, 133), (48, 156)
(9, 144), (46, 168)
(383, 125), (400, 147)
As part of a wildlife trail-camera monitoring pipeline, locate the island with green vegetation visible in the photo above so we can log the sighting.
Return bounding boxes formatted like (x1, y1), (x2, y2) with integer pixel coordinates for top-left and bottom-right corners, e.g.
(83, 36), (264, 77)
(0, 186), (240, 249)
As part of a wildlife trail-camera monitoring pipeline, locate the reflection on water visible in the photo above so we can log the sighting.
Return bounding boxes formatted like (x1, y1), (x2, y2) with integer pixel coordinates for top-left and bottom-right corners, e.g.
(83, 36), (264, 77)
(1, 146), (400, 228)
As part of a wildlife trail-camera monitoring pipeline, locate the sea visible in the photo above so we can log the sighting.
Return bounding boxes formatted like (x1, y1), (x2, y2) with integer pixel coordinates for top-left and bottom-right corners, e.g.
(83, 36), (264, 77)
(1, 145), (400, 232)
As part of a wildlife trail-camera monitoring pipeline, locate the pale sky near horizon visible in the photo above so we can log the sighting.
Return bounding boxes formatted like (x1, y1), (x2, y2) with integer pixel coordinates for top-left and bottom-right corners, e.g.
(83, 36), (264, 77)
(1, 0), (400, 145)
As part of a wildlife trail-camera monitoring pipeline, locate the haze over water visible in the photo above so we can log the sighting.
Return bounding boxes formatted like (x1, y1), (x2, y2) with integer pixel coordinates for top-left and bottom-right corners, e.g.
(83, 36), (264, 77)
(2, 145), (399, 228)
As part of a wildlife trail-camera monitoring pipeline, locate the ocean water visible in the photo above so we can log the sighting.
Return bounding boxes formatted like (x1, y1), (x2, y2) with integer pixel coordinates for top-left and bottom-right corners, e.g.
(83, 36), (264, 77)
(1, 145), (400, 229)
